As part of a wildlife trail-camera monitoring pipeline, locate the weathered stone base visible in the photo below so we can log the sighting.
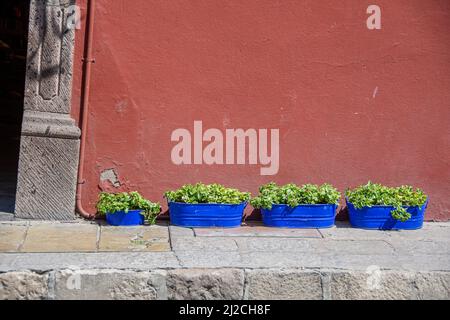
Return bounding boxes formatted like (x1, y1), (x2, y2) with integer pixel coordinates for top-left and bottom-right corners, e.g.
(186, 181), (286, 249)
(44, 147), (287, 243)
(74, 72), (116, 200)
(1, 269), (449, 300)
(14, 135), (80, 220)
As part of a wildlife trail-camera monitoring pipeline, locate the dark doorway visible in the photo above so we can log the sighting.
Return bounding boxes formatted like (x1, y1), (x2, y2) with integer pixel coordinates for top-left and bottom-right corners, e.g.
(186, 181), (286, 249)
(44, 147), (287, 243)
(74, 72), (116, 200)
(0, 0), (29, 217)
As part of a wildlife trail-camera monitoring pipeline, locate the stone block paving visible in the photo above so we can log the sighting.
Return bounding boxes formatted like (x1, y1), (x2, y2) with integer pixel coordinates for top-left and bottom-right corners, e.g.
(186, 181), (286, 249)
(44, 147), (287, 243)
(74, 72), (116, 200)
(194, 222), (322, 238)
(0, 220), (450, 255)
(0, 221), (171, 253)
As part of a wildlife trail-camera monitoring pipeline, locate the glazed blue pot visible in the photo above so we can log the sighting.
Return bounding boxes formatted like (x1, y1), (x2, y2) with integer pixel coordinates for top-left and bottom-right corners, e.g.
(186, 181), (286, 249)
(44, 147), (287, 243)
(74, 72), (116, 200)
(168, 202), (246, 228)
(347, 199), (428, 230)
(261, 204), (337, 229)
(106, 210), (145, 226)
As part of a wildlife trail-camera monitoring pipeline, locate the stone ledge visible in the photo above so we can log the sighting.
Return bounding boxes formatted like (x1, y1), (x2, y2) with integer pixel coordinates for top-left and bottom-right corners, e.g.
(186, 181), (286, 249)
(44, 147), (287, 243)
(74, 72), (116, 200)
(0, 268), (448, 300)
(21, 111), (81, 140)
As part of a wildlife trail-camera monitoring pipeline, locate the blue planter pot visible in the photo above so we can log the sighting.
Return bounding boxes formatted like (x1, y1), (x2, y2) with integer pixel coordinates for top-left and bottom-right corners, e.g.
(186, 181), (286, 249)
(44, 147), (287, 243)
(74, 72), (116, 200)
(168, 202), (246, 228)
(261, 204), (337, 229)
(346, 199), (428, 230)
(106, 210), (145, 226)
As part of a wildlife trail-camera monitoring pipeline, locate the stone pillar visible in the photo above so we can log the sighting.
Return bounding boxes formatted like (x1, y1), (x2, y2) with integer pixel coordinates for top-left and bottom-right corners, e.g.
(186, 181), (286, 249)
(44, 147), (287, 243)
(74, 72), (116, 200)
(15, 0), (80, 220)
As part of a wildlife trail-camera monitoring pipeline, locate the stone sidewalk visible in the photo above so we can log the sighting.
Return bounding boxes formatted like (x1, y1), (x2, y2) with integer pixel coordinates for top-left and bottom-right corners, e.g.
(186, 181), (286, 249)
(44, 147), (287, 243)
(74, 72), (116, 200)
(0, 220), (449, 300)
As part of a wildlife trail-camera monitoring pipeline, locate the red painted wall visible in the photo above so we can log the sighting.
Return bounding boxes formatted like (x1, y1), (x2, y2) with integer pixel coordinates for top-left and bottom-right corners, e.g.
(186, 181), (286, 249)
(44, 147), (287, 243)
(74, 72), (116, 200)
(72, 0), (450, 220)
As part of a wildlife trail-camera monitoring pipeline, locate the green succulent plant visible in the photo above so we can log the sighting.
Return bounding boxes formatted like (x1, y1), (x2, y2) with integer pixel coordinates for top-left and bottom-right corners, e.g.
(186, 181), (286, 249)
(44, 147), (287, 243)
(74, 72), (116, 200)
(346, 182), (428, 222)
(250, 182), (341, 210)
(96, 191), (161, 224)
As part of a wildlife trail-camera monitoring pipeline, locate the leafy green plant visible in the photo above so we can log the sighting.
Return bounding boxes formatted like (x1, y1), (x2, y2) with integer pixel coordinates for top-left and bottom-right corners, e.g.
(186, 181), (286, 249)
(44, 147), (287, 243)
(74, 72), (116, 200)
(96, 191), (161, 224)
(250, 182), (341, 210)
(165, 183), (250, 204)
(345, 182), (428, 222)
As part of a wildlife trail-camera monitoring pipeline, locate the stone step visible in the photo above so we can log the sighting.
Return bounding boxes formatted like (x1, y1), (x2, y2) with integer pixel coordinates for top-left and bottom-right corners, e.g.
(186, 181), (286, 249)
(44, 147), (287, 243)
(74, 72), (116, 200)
(0, 268), (448, 300)
(1, 221), (449, 300)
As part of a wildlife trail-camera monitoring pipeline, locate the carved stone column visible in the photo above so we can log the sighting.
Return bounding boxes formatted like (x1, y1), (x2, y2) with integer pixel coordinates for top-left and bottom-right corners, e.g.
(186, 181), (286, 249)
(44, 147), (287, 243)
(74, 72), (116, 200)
(15, 0), (80, 220)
